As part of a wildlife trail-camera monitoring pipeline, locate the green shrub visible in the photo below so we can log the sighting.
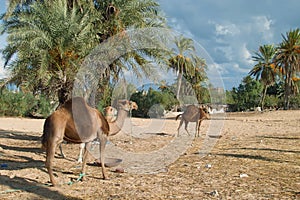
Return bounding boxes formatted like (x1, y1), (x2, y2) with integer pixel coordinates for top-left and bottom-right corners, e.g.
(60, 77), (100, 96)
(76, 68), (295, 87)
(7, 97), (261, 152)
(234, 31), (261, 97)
(0, 89), (52, 118)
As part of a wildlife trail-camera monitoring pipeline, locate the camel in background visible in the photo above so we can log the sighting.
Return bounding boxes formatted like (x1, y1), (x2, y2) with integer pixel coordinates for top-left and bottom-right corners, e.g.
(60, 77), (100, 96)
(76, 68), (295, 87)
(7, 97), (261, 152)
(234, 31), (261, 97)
(41, 97), (137, 186)
(176, 105), (209, 137)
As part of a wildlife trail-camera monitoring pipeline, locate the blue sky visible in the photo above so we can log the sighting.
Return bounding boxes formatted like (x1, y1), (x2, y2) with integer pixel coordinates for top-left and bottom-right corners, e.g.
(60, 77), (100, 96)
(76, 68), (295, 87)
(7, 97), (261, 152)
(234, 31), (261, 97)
(1, 1), (300, 90)
(158, 0), (300, 90)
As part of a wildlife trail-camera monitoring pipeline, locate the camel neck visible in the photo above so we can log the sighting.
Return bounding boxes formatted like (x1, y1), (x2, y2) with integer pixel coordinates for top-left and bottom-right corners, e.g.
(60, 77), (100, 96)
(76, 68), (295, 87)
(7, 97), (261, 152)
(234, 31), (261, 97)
(108, 108), (129, 135)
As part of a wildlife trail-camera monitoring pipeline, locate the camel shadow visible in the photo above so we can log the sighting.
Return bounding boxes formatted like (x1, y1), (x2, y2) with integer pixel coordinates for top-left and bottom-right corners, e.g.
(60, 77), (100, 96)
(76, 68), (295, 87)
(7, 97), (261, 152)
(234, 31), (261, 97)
(0, 175), (82, 200)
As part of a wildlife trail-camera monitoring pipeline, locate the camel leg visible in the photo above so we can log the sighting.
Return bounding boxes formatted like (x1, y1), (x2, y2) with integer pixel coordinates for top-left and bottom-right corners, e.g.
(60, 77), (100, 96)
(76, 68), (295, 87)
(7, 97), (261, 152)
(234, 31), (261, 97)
(59, 143), (66, 158)
(196, 120), (203, 137)
(81, 142), (91, 181)
(45, 142), (58, 186)
(77, 143), (85, 163)
(177, 119), (184, 137)
(184, 121), (190, 136)
(99, 133), (108, 180)
(195, 121), (199, 137)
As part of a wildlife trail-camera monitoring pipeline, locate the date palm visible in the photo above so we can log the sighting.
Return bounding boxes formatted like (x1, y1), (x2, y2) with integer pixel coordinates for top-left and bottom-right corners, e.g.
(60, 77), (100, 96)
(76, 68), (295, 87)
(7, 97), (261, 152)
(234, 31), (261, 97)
(275, 28), (300, 109)
(168, 35), (206, 108)
(2, 0), (98, 104)
(249, 44), (277, 110)
(1, 0), (166, 105)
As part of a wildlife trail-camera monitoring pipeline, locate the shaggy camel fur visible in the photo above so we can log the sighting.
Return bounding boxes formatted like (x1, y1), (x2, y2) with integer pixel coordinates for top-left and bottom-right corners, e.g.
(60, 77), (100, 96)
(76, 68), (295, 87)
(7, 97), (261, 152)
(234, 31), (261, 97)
(41, 97), (135, 186)
(176, 105), (209, 137)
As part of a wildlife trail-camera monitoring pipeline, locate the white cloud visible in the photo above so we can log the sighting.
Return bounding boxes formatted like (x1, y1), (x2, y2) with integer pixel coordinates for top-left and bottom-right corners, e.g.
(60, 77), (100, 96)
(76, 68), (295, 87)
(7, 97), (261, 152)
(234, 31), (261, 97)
(240, 43), (254, 66)
(214, 23), (240, 36)
(252, 15), (274, 41)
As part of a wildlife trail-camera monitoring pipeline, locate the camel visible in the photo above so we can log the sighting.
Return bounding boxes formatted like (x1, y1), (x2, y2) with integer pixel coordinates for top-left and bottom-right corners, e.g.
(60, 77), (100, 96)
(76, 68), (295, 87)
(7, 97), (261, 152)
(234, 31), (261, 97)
(76, 105), (133, 163)
(41, 97), (137, 186)
(105, 106), (118, 123)
(175, 105), (209, 137)
(58, 106), (119, 163)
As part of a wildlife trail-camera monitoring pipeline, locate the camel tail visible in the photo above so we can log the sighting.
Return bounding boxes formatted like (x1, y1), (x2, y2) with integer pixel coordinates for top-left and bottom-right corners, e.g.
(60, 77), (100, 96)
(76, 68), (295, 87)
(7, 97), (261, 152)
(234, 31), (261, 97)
(175, 114), (182, 121)
(41, 117), (50, 150)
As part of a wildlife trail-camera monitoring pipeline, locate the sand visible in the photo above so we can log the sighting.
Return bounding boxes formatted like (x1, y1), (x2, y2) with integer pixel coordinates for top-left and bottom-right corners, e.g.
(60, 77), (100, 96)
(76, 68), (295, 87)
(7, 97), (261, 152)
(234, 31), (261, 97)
(0, 110), (299, 199)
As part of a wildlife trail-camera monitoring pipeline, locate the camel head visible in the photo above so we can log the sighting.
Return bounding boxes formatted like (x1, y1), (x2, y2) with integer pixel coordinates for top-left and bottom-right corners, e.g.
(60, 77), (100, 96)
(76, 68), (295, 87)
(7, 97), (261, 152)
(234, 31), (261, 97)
(117, 100), (138, 111)
(105, 106), (118, 123)
(129, 101), (138, 110)
(199, 105), (210, 119)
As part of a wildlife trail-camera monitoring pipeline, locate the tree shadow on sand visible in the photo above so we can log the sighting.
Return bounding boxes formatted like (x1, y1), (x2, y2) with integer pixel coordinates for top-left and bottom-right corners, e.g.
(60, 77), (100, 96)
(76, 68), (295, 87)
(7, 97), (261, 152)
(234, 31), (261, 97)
(257, 135), (300, 140)
(0, 175), (82, 200)
(0, 129), (84, 199)
(0, 129), (41, 141)
(225, 147), (300, 154)
(213, 153), (290, 163)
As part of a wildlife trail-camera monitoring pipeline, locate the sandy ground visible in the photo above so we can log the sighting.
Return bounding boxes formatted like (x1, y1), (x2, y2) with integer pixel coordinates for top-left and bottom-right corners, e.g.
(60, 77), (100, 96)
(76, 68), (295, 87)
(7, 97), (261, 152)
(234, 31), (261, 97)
(0, 110), (299, 199)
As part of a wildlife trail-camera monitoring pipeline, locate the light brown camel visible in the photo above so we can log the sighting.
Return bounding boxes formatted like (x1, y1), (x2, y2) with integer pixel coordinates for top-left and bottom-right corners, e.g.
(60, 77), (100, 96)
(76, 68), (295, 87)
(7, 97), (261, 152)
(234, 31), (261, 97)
(76, 104), (136, 163)
(175, 105), (209, 137)
(41, 97), (137, 186)
(105, 106), (118, 123)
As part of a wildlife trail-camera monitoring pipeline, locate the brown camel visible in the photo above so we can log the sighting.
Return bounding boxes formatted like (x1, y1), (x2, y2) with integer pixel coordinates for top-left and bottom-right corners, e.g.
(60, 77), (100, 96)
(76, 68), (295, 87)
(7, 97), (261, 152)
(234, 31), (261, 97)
(41, 97), (137, 186)
(175, 105), (209, 137)
(76, 104), (136, 163)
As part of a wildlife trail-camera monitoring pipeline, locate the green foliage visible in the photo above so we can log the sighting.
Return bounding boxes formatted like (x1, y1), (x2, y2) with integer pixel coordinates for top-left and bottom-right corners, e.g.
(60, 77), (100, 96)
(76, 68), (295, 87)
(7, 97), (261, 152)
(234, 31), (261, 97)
(274, 28), (300, 109)
(1, 0), (167, 105)
(168, 35), (207, 107)
(263, 95), (280, 108)
(228, 76), (262, 111)
(289, 93), (300, 109)
(0, 90), (52, 117)
(130, 86), (178, 118)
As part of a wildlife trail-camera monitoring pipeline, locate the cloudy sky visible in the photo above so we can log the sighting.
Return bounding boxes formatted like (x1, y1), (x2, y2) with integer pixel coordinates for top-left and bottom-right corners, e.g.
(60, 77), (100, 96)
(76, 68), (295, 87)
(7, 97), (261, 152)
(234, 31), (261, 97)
(158, 0), (300, 89)
(0, 1), (300, 90)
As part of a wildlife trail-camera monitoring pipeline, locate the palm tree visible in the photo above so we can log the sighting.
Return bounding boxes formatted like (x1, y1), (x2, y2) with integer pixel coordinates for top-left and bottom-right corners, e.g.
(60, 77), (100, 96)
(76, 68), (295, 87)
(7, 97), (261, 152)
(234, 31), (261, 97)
(168, 35), (206, 108)
(275, 28), (300, 109)
(1, 0), (166, 106)
(1, 0), (98, 104)
(249, 44), (277, 110)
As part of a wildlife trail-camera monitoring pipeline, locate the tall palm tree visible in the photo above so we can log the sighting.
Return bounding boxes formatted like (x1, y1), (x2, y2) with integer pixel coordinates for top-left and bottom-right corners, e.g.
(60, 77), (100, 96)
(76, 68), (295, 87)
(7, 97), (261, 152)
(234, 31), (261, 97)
(275, 28), (300, 109)
(168, 35), (206, 108)
(1, 0), (166, 105)
(249, 44), (277, 110)
(1, 0), (98, 104)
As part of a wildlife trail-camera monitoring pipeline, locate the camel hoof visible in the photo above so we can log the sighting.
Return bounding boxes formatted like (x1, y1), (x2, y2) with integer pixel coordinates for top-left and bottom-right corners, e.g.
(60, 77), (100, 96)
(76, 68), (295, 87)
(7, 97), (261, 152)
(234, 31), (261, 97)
(48, 181), (57, 187)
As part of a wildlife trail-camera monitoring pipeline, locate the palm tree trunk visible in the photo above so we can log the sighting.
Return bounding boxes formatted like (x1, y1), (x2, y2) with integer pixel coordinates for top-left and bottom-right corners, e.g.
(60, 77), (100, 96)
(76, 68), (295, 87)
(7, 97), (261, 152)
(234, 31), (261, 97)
(284, 70), (292, 110)
(175, 72), (183, 111)
(260, 85), (268, 110)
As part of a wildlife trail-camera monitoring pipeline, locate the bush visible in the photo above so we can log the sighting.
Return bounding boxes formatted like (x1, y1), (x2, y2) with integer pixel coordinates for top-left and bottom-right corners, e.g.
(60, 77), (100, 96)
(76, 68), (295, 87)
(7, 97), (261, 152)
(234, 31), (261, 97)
(264, 95), (279, 109)
(0, 89), (52, 118)
(289, 94), (300, 109)
(130, 87), (178, 118)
